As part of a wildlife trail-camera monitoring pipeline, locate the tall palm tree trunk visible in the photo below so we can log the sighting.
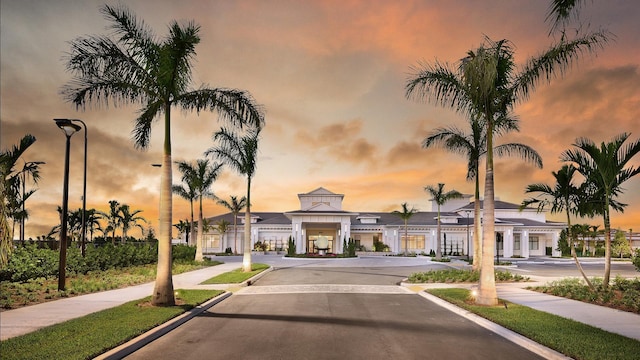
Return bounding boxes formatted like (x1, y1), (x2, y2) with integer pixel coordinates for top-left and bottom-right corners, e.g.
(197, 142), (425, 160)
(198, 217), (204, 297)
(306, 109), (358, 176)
(233, 216), (238, 254)
(404, 220), (408, 255)
(478, 120), (497, 306)
(242, 178), (252, 272)
(436, 207), (442, 260)
(189, 201), (195, 246)
(603, 195), (612, 286)
(473, 178), (482, 271)
(195, 196), (204, 261)
(152, 110), (175, 306)
(566, 207), (594, 290)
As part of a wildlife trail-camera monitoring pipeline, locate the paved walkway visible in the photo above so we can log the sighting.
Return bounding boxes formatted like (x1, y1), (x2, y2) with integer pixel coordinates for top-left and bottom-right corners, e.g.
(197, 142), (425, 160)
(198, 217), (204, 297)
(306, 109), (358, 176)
(1, 256), (639, 346)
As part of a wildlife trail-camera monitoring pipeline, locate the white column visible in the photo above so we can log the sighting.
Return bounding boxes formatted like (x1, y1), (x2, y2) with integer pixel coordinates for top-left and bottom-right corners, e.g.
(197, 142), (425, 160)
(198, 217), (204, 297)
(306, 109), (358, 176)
(521, 230), (530, 258)
(503, 228), (514, 258)
(552, 231), (561, 257)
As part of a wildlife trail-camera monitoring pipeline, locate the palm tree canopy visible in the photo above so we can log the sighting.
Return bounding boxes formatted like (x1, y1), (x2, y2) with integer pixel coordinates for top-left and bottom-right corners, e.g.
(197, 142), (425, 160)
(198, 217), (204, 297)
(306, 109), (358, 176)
(217, 195), (247, 215)
(561, 133), (640, 216)
(391, 202), (418, 222)
(207, 127), (261, 179)
(407, 33), (609, 122)
(61, 4), (264, 150)
(521, 164), (580, 214)
(424, 183), (463, 206)
(423, 115), (541, 181)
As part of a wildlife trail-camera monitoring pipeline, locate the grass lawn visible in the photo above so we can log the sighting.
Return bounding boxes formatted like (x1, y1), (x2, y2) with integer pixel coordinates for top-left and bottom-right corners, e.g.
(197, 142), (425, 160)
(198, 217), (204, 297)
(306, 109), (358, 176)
(201, 263), (270, 284)
(0, 289), (224, 360)
(428, 288), (640, 360)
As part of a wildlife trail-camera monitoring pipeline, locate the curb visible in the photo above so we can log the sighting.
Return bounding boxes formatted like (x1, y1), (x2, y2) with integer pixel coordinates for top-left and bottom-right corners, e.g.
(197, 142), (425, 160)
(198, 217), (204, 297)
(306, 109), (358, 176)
(94, 292), (232, 360)
(417, 291), (571, 360)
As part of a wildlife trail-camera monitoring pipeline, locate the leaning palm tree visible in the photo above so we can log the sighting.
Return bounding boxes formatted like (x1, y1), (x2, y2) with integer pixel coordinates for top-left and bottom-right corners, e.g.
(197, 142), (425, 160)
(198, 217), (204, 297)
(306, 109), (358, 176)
(190, 159), (223, 261)
(424, 114), (542, 269)
(173, 163), (199, 246)
(521, 164), (594, 290)
(207, 127), (261, 272)
(62, 4), (264, 305)
(1, 135), (37, 265)
(216, 195), (247, 254)
(406, 33), (608, 306)
(392, 203), (418, 255)
(561, 133), (640, 287)
(424, 183), (463, 260)
(119, 204), (147, 243)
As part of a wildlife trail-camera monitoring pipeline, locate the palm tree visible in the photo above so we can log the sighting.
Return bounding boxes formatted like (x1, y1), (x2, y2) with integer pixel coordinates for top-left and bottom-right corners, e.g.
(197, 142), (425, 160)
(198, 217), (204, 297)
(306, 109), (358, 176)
(216, 195), (247, 254)
(561, 133), (640, 286)
(406, 33), (608, 306)
(84, 209), (103, 243)
(102, 200), (121, 245)
(424, 184), (463, 260)
(392, 203), (418, 255)
(188, 159), (223, 261)
(1, 135), (37, 265)
(173, 164), (198, 246)
(424, 114), (542, 269)
(215, 219), (231, 251)
(119, 204), (147, 243)
(174, 219), (191, 243)
(521, 164), (594, 290)
(62, 4), (264, 305)
(207, 127), (261, 272)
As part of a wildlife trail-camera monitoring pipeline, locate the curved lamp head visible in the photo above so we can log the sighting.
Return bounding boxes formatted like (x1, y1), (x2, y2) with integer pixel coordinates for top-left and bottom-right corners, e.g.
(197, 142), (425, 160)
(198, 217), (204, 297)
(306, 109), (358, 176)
(54, 118), (81, 137)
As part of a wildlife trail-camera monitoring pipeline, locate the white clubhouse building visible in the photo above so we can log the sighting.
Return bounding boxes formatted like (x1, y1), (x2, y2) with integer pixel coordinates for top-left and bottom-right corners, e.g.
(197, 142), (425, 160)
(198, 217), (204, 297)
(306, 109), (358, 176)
(192, 187), (566, 258)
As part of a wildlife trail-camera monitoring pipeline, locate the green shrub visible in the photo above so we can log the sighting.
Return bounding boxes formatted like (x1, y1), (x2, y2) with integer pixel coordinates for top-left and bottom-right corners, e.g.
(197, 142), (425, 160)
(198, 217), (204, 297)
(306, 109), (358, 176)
(0, 245), (59, 282)
(287, 236), (296, 256)
(407, 269), (528, 283)
(172, 244), (196, 262)
(632, 249), (640, 272)
(1, 243), (158, 282)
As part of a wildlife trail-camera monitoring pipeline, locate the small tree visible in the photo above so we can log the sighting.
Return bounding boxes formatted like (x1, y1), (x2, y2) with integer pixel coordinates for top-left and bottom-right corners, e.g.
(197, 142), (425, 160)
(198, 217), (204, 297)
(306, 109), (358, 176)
(392, 203), (418, 255)
(612, 230), (632, 258)
(424, 183), (463, 260)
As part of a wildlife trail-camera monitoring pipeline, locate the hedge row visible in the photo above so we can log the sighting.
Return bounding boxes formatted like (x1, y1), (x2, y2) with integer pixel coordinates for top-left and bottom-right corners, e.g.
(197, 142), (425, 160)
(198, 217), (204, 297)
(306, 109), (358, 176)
(0, 243), (196, 282)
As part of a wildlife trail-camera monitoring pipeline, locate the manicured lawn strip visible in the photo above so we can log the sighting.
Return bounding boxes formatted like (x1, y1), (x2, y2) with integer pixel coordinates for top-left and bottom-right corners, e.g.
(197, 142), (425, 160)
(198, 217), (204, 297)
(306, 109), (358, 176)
(0, 289), (224, 360)
(201, 263), (270, 284)
(427, 288), (640, 360)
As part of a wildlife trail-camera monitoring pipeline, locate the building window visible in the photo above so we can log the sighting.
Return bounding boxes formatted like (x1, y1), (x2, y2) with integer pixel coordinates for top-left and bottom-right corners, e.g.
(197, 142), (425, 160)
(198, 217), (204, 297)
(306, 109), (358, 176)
(204, 234), (220, 249)
(401, 235), (425, 250)
(514, 234), (520, 250)
(529, 236), (539, 250)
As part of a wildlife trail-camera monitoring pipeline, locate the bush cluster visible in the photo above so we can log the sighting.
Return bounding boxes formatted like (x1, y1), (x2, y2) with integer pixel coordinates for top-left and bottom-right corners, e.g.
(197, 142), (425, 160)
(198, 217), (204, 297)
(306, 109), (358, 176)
(408, 269), (528, 283)
(1, 243), (197, 282)
(536, 276), (640, 313)
(633, 249), (640, 272)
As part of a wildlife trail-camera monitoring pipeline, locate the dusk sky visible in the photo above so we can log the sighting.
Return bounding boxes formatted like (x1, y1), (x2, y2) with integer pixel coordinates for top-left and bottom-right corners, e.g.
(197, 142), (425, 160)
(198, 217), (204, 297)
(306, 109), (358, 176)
(2, 0), (639, 239)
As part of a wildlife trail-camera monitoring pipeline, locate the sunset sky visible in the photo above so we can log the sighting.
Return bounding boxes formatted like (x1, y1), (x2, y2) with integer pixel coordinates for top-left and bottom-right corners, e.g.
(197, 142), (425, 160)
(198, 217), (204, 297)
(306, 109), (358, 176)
(2, 0), (639, 239)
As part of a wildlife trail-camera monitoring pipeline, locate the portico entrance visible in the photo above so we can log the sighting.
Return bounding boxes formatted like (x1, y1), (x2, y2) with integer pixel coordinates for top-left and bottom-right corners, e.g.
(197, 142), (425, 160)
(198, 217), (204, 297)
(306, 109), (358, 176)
(307, 230), (336, 254)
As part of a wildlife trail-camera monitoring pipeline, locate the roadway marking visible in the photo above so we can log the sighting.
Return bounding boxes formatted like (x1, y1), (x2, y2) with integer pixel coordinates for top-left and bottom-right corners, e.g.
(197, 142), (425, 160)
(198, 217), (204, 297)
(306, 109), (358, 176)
(234, 284), (415, 295)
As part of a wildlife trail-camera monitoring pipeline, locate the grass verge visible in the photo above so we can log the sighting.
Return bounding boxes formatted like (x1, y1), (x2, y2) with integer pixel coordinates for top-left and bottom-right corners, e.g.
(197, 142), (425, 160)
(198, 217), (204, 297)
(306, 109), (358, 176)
(201, 263), (270, 284)
(0, 289), (224, 360)
(427, 288), (640, 360)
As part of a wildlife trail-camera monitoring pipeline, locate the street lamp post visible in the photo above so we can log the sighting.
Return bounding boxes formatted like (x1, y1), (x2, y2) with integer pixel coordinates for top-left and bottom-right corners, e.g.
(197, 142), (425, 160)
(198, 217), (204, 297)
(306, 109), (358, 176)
(55, 119), (87, 257)
(54, 119), (81, 291)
